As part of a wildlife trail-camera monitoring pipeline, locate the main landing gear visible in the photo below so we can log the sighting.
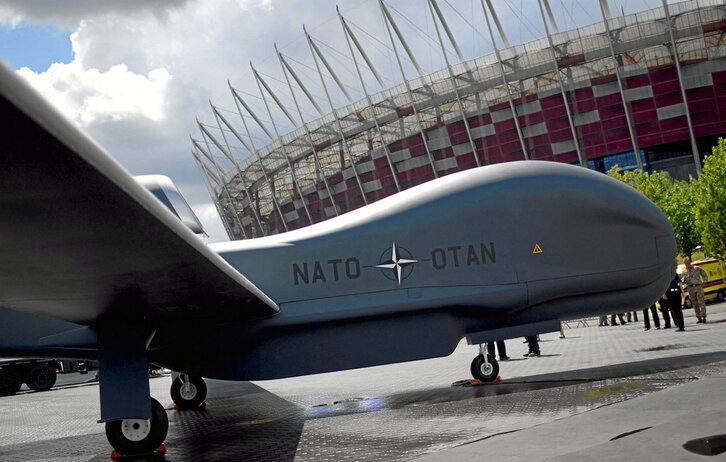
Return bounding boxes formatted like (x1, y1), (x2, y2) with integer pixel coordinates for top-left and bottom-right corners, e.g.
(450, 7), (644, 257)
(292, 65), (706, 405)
(171, 374), (207, 409)
(105, 397), (168, 456)
(470, 344), (499, 382)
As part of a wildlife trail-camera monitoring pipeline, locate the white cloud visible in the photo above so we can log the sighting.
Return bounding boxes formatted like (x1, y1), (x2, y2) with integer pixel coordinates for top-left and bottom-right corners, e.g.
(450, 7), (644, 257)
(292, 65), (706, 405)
(4, 0), (401, 241)
(0, 0), (191, 28)
(17, 60), (172, 127)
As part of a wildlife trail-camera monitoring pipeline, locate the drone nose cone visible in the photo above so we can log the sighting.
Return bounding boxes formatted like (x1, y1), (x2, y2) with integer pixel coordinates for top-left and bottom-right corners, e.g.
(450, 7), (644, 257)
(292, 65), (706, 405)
(495, 161), (676, 307)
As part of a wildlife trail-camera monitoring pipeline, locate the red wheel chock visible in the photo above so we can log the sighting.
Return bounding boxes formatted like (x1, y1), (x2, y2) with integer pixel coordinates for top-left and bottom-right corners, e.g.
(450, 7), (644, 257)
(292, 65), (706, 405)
(110, 443), (167, 460)
(452, 376), (502, 387)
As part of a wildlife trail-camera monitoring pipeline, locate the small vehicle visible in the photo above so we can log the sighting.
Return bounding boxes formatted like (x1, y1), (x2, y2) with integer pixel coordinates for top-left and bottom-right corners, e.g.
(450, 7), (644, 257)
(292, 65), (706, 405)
(0, 359), (60, 396)
(678, 258), (726, 308)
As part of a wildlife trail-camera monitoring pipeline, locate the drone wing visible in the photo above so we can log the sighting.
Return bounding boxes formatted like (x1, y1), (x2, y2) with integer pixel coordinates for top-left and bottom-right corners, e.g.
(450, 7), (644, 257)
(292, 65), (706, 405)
(0, 61), (277, 325)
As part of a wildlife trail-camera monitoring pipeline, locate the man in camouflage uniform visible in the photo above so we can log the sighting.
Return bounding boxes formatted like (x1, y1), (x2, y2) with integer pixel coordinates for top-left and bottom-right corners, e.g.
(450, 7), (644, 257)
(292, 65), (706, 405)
(681, 258), (709, 323)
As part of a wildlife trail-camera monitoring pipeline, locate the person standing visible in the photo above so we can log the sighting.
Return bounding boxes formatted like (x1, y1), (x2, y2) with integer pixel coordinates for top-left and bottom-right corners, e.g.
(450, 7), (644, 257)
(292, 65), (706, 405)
(643, 304), (660, 330)
(659, 296), (672, 329)
(487, 340), (510, 361)
(665, 273), (685, 331)
(611, 312), (626, 326)
(681, 258), (709, 323)
(523, 336), (540, 357)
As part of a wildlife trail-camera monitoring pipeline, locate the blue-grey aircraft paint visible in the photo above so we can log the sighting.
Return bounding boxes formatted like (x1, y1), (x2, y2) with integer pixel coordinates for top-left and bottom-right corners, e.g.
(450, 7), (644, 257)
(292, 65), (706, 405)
(161, 161), (675, 380)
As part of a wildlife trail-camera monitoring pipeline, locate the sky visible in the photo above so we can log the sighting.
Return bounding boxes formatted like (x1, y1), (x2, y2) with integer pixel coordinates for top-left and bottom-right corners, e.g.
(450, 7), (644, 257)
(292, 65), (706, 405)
(0, 0), (665, 241)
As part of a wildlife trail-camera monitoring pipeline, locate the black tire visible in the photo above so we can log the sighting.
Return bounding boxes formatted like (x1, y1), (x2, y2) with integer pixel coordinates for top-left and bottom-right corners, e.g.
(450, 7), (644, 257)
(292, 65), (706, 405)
(25, 364), (57, 391)
(470, 354), (499, 382)
(717, 290), (725, 303)
(105, 397), (168, 456)
(170, 375), (207, 409)
(0, 367), (23, 396)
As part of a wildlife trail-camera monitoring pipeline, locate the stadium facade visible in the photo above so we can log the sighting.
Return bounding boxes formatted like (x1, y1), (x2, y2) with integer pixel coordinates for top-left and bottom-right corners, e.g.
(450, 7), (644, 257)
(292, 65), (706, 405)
(193, 0), (726, 240)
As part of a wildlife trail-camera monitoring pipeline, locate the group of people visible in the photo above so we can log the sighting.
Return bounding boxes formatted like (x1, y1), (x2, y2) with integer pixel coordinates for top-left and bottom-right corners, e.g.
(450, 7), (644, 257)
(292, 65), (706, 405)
(601, 258), (709, 332)
(486, 258), (711, 361)
(486, 335), (541, 359)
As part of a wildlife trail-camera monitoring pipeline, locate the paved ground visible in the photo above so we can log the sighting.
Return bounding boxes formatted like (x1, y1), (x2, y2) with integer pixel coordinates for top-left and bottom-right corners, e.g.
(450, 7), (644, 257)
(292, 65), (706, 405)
(0, 303), (724, 461)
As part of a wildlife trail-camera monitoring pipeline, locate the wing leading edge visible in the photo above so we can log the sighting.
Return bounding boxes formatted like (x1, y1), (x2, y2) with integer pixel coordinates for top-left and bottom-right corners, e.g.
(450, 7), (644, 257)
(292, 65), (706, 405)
(0, 60), (278, 325)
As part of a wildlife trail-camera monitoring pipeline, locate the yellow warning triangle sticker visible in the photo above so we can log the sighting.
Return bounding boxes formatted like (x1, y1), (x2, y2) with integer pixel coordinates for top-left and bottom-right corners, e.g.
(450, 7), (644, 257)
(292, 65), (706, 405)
(533, 244), (543, 254)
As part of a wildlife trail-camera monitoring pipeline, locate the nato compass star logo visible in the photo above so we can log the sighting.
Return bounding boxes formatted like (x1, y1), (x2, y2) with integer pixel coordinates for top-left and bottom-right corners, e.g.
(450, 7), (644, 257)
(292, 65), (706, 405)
(376, 242), (418, 285)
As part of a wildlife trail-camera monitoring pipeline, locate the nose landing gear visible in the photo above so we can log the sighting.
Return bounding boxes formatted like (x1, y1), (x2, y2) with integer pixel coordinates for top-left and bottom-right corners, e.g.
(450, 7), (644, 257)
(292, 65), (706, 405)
(171, 374), (207, 409)
(470, 344), (499, 382)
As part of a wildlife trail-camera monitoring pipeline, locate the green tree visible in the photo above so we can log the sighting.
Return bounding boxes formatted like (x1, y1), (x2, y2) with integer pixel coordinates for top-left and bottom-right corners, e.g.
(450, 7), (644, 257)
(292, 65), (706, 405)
(661, 180), (699, 258)
(606, 166), (671, 206)
(607, 166), (699, 257)
(694, 138), (726, 260)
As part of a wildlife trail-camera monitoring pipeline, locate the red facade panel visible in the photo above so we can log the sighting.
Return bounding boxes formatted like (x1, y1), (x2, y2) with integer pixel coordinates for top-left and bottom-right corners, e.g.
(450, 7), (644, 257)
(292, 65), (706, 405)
(602, 126), (630, 142)
(713, 70), (726, 85)
(456, 152), (477, 168)
(488, 100), (509, 112)
(574, 98), (596, 113)
(649, 66), (678, 83)
(636, 120), (660, 136)
(637, 132), (663, 148)
(598, 105), (626, 120)
(630, 98), (656, 112)
(578, 122), (602, 136)
(687, 86), (715, 101)
(626, 74), (650, 88)
(448, 129), (470, 146)
(661, 127), (689, 145)
(581, 132), (605, 147)
(468, 113), (492, 128)
(500, 140), (523, 160)
(632, 109), (657, 124)
(373, 156), (391, 169)
(653, 91), (682, 108)
(606, 138), (634, 154)
(497, 129), (519, 144)
(659, 116), (687, 132)
(520, 111), (544, 126)
(595, 93), (623, 107)
(494, 118), (516, 132)
(445, 120), (465, 136)
(545, 116), (570, 131)
(600, 115), (627, 130)
(694, 123), (720, 137)
(539, 94), (564, 109)
(482, 144), (501, 159)
(529, 144), (553, 159)
(554, 151), (579, 164)
(527, 133), (549, 147)
(573, 87), (594, 100)
(359, 170), (377, 183)
(548, 128), (573, 143)
(653, 80), (680, 94)
(408, 137), (428, 157)
(703, 18), (726, 33)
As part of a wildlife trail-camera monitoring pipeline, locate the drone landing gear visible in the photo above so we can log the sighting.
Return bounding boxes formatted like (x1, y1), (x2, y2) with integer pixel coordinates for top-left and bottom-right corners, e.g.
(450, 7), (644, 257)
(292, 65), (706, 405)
(97, 322), (169, 458)
(171, 374), (207, 409)
(470, 344), (499, 382)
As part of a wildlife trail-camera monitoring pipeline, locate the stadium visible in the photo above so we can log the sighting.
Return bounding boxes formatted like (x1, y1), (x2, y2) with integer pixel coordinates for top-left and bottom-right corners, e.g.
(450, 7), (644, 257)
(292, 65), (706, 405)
(193, 0), (726, 240)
